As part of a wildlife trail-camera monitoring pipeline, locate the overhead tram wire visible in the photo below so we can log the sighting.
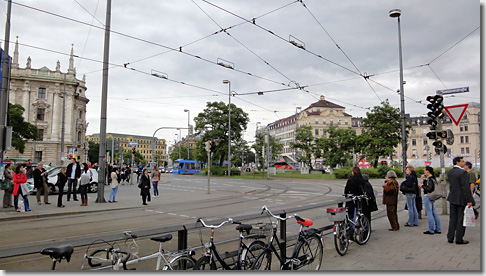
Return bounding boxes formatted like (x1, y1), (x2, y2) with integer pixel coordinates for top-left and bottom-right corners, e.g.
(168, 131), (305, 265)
(11, 1), (291, 87)
(191, 0), (297, 85)
(74, 0), (102, 70)
(200, 0), (361, 77)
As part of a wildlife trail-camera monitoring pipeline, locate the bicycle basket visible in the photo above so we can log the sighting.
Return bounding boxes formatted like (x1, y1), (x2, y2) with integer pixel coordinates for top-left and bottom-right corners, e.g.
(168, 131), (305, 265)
(248, 222), (274, 238)
(326, 207), (346, 222)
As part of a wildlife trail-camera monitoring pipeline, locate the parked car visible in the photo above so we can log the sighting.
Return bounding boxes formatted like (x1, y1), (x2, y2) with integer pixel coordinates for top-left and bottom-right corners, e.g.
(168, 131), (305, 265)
(30, 168), (99, 195)
(159, 167), (166, 173)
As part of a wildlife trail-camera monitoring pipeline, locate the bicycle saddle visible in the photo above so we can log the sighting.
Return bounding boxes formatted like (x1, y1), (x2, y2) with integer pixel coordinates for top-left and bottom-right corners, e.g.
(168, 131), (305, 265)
(235, 224), (252, 233)
(297, 217), (313, 227)
(40, 244), (74, 262)
(150, 233), (173, 243)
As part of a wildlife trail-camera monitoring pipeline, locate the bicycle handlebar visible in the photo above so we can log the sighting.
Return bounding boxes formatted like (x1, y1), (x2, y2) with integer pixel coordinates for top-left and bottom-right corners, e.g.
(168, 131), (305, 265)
(260, 205), (294, 221)
(197, 218), (239, 229)
(343, 194), (368, 200)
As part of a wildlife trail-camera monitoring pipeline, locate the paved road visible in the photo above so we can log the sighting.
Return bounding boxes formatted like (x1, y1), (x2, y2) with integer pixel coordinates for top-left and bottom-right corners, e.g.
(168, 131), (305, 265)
(0, 175), (480, 271)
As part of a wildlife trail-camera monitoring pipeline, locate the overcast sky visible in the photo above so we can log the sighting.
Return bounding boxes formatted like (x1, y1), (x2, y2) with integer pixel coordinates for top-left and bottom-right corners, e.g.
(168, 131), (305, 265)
(1, 0), (481, 144)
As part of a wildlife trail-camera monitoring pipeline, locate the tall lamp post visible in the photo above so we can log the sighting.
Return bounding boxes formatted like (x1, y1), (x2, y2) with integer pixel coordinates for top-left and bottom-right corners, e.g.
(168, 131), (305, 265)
(389, 9), (407, 174)
(184, 109), (190, 160)
(223, 80), (231, 177)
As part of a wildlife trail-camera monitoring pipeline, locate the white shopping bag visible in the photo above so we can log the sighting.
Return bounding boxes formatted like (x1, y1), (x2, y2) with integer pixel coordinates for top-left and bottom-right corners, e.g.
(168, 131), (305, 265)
(463, 206), (475, 227)
(18, 198), (25, 212)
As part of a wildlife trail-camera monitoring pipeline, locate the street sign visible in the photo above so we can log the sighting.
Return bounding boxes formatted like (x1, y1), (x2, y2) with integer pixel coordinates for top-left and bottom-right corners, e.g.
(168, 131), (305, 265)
(444, 104), (468, 126)
(438, 87), (469, 95)
(425, 161), (430, 167)
(128, 141), (138, 147)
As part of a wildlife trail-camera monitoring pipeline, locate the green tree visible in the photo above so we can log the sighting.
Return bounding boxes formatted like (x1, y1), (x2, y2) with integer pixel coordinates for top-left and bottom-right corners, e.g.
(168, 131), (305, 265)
(8, 103), (38, 154)
(169, 145), (191, 163)
(87, 141), (99, 164)
(123, 150), (145, 166)
(359, 100), (408, 167)
(315, 126), (357, 169)
(194, 101), (249, 167)
(290, 126), (315, 169)
(252, 132), (283, 170)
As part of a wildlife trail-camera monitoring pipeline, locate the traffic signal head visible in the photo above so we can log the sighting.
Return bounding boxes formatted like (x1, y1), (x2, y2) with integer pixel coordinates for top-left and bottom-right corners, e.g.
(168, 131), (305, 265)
(426, 132), (437, 140)
(426, 95), (444, 120)
(210, 141), (216, 152)
(437, 131), (447, 139)
(426, 95), (443, 104)
(132, 147), (136, 154)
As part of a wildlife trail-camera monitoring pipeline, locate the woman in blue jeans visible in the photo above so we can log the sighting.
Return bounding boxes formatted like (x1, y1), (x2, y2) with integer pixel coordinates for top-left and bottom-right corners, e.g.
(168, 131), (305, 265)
(402, 165), (418, 226)
(419, 166), (441, 234)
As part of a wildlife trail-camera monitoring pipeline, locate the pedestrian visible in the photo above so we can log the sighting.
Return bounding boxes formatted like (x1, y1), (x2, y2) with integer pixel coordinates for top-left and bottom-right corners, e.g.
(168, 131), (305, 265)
(87, 161), (92, 169)
(109, 168), (119, 203)
(79, 163), (91, 206)
(418, 166), (441, 235)
(401, 164), (419, 227)
(344, 166), (366, 237)
(2, 163), (14, 208)
(446, 156), (475, 244)
(33, 163), (50, 205)
(25, 159), (34, 179)
(125, 165), (131, 184)
(66, 157), (81, 202)
(138, 168), (151, 205)
(56, 167), (67, 208)
(362, 174), (378, 229)
(12, 165), (31, 212)
(382, 170), (399, 231)
(93, 163), (99, 171)
(137, 163), (143, 182)
(150, 165), (161, 197)
(464, 161), (480, 219)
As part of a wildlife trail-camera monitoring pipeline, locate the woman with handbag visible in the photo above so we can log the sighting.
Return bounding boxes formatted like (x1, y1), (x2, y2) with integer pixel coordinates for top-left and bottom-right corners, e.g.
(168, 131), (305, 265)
(401, 165), (419, 227)
(139, 169), (151, 205)
(12, 165), (31, 212)
(79, 163), (90, 206)
(2, 163), (14, 208)
(418, 166), (441, 235)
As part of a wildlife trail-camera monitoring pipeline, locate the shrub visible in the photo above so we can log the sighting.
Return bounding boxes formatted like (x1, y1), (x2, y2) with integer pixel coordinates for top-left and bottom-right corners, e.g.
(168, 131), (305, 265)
(334, 167), (352, 179)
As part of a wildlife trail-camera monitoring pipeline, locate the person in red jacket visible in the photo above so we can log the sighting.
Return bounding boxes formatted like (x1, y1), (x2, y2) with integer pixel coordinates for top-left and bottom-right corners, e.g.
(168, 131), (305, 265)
(12, 165), (31, 212)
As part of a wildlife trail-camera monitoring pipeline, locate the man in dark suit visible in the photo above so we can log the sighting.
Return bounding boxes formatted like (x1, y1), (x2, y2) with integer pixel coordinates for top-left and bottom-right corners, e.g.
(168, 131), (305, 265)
(66, 157), (81, 201)
(447, 156), (475, 244)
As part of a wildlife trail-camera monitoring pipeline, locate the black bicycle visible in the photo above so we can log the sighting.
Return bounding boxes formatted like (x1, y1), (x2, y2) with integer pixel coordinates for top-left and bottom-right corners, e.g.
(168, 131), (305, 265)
(250, 205), (324, 270)
(193, 218), (266, 270)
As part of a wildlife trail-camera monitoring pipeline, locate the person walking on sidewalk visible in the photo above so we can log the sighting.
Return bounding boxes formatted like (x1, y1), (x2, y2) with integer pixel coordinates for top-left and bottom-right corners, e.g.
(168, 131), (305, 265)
(401, 165), (419, 227)
(139, 169), (151, 205)
(419, 166), (441, 235)
(150, 166), (161, 197)
(33, 163), (50, 205)
(2, 163), (14, 208)
(108, 168), (119, 203)
(78, 163), (90, 206)
(447, 156), (475, 245)
(66, 158), (81, 202)
(12, 165), (31, 212)
(56, 167), (67, 208)
(383, 170), (399, 231)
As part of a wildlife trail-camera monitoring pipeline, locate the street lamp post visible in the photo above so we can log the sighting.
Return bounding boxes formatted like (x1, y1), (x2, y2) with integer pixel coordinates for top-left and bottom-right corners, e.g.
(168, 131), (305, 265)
(184, 109), (190, 160)
(223, 80), (231, 177)
(389, 9), (407, 174)
(295, 106), (301, 161)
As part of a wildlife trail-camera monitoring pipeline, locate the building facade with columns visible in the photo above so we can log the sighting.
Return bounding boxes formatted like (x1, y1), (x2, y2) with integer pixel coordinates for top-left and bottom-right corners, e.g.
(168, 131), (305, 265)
(5, 38), (89, 165)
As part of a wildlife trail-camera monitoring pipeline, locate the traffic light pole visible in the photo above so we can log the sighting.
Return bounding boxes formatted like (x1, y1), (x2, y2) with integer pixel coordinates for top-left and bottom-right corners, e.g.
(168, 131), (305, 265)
(437, 91), (447, 215)
(207, 151), (211, 194)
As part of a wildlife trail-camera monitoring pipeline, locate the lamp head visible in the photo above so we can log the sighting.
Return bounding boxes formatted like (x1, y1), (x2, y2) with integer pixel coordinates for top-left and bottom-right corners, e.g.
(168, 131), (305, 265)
(389, 9), (401, 18)
(223, 80), (230, 84)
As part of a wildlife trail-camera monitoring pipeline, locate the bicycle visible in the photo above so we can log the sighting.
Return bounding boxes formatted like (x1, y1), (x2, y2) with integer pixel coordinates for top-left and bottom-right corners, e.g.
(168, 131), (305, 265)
(40, 244), (74, 270)
(326, 194), (371, 256)
(84, 231), (196, 270)
(193, 218), (267, 270)
(250, 205), (324, 270)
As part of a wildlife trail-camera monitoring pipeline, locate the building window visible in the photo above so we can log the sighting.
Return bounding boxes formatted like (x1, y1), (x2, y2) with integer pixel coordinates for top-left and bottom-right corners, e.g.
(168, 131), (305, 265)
(465, 136), (469, 143)
(460, 126), (464, 132)
(34, 151), (42, 163)
(412, 139), (416, 146)
(315, 119), (319, 124)
(322, 129), (326, 135)
(460, 136), (464, 144)
(465, 125), (469, 131)
(315, 129), (319, 136)
(461, 148), (464, 154)
(38, 88), (46, 99)
(77, 131), (81, 143)
(466, 147), (470, 155)
(79, 110), (83, 119)
(38, 129), (44, 141)
(37, 108), (45, 121)
(411, 129), (416, 134)
(323, 119), (326, 125)
(330, 119), (334, 126)
(423, 138), (427, 145)
(345, 120), (348, 125)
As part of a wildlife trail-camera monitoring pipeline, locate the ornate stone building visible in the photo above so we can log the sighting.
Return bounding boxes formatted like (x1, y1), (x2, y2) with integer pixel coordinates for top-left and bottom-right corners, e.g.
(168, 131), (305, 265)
(5, 38), (89, 164)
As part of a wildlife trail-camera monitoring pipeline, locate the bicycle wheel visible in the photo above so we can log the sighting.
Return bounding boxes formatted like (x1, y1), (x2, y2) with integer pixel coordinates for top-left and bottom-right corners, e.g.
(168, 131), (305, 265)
(240, 240), (265, 270)
(293, 234), (323, 270)
(250, 249), (272, 270)
(163, 255), (196, 270)
(193, 255), (216, 270)
(334, 222), (349, 256)
(354, 214), (371, 245)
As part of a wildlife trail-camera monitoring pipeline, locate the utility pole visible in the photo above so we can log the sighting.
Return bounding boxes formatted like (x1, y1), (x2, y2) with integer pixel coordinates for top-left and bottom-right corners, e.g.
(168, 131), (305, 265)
(96, 0), (111, 203)
(0, 0), (12, 164)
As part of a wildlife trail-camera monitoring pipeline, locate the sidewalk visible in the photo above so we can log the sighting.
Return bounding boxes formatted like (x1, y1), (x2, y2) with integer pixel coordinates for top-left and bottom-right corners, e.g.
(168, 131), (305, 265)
(0, 180), (481, 271)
